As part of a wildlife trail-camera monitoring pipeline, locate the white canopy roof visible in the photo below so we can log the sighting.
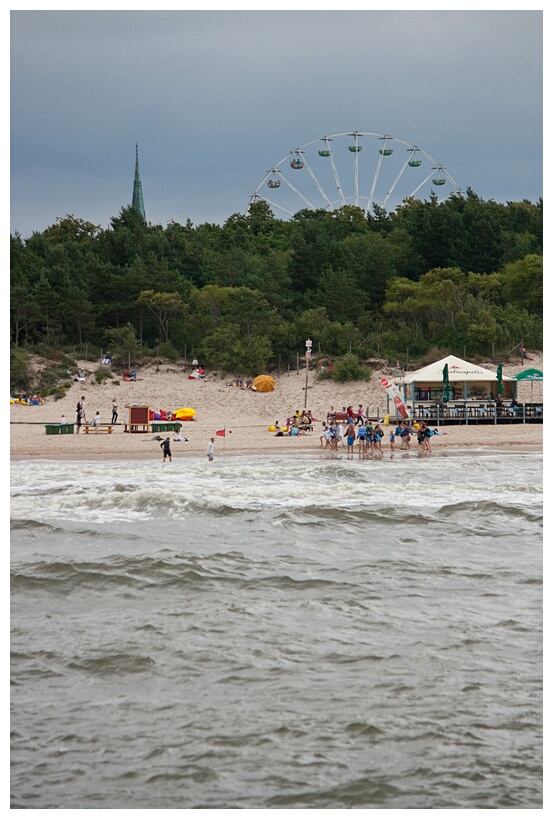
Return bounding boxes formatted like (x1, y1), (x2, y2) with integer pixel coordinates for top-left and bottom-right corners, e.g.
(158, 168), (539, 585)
(397, 355), (515, 384)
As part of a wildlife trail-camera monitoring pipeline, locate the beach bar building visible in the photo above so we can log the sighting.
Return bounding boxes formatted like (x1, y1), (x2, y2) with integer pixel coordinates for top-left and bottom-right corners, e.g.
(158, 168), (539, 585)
(382, 355), (542, 425)
(397, 355), (516, 403)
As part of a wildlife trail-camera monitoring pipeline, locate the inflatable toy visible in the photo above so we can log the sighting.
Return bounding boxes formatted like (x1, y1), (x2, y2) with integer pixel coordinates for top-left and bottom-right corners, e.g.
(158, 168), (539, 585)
(173, 407), (196, 420)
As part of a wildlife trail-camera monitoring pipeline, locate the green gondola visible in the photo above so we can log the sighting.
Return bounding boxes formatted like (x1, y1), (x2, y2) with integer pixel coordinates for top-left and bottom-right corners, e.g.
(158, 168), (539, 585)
(432, 178), (446, 186)
(318, 150), (331, 157)
(348, 145), (362, 152)
(379, 149), (393, 156)
(408, 159), (422, 167)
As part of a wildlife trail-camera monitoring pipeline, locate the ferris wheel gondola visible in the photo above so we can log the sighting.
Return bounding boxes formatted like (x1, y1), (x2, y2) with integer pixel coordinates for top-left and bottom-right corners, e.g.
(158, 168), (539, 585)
(248, 130), (462, 218)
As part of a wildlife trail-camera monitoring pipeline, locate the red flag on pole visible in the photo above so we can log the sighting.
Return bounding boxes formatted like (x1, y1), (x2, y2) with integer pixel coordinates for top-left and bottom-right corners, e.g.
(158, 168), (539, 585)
(216, 429), (226, 437)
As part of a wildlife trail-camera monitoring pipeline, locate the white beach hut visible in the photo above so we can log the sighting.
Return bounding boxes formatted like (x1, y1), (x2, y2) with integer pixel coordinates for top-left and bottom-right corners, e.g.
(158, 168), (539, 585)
(396, 355), (516, 403)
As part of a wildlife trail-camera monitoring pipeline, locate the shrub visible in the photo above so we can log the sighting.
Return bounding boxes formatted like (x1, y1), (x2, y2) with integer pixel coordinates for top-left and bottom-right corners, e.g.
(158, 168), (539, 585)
(317, 353), (372, 383)
(10, 347), (30, 394)
(157, 342), (179, 361)
(94, 367), (113, 384)
(42, 385), (70, 400)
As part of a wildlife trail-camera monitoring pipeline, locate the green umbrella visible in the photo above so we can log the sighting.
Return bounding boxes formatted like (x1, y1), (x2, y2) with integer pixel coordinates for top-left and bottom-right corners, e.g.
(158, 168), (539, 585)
(514, 368), (543, 400)
(496, 364), (504, 395)
(442, 363), (452, 401)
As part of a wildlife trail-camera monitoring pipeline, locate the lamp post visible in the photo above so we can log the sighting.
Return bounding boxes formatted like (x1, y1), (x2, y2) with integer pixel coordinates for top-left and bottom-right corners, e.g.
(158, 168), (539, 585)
(304, 338), (312, 408)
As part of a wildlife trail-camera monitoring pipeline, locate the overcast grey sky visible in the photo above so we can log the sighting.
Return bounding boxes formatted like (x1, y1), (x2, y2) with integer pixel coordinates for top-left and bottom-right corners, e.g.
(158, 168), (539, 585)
(10, 6), (543, 238)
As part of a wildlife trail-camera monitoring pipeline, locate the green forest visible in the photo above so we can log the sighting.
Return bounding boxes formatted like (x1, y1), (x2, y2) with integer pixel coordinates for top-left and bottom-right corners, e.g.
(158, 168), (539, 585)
(11, 189), (542, 381)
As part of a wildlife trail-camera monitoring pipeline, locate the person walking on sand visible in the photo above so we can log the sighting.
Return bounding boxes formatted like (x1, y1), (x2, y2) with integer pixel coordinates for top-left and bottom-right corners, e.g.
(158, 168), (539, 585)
(78, 396), (86, 423)
(111, 399), (118, 424)
(93, 411), (101, 433)
(75, 402), (82, 434)
(160, 437), (172, 462)
(207, 437), (215, 461)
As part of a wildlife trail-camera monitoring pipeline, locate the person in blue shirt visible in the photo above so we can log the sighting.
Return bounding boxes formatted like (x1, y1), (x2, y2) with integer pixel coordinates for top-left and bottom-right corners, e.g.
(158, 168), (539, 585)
(357, 423), (367, 453)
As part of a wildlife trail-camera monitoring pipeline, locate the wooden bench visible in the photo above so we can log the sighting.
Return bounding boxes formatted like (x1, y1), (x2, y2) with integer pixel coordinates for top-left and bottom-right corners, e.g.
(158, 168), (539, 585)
(327, 412), (349, 424)
(84, 424), (113, 434)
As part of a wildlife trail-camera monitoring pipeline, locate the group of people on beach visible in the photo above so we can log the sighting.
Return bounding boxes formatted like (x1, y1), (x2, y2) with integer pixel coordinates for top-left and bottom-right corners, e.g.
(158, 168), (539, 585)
(73, 396), (119, 432)
(321, 419), (386, 454)
(15, 393), (44, 405)
(272, 410), (317, 436)
(319, 417), (446, 455)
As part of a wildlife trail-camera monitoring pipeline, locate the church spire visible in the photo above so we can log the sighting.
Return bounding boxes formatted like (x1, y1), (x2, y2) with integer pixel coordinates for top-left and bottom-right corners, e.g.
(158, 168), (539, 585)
(132, 143), (146, 220)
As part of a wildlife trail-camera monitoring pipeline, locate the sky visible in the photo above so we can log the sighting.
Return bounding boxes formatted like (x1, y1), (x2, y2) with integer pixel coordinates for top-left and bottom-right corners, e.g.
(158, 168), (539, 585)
(9, 4), (543, 239)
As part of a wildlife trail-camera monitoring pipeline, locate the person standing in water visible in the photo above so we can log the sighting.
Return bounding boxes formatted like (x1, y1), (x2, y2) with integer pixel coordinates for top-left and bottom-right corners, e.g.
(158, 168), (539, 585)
(207, 438), (215, 461)
(160, 437), (172, 462)
(345, 421), (356, 455)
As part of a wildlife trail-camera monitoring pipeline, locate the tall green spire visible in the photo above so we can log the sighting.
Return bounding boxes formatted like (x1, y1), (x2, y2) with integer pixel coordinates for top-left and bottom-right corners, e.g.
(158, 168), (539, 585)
(132, 143), (146, 220)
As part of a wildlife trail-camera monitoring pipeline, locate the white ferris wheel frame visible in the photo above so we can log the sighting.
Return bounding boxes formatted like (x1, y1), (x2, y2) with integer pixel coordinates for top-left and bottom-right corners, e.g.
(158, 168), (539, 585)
(248, 130), (462, 218)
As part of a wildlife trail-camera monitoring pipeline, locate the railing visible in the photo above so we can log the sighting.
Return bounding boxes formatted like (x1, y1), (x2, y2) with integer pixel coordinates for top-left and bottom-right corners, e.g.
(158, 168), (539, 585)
(406, 401), (543, 425)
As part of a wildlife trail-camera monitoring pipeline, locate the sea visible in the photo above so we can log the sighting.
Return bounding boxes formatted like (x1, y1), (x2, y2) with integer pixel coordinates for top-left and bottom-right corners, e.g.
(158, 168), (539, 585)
(10, 448), (543, 810)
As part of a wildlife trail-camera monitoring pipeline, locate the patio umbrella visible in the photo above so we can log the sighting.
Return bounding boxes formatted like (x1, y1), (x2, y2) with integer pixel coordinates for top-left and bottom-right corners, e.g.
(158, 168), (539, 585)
(253, 374), (275, 393)
(496, 364), (504, 395)
(513, 368), (543, 401)
(442, 363), (452, 402)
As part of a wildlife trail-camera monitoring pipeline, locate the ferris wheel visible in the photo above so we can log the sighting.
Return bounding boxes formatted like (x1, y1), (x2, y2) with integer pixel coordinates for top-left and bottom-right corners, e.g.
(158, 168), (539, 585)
(248, 131), (462, 218)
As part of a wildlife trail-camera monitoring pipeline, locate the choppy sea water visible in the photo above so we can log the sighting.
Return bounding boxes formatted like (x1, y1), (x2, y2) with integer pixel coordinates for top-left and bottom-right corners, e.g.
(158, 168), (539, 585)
(11, 449), (542, 809)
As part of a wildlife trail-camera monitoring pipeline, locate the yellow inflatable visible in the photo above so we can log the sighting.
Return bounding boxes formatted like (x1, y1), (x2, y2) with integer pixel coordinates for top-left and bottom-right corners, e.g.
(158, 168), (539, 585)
(383, 413), (390, 426)
(267, 425), (276, 432)
(172, 407), (196, 420)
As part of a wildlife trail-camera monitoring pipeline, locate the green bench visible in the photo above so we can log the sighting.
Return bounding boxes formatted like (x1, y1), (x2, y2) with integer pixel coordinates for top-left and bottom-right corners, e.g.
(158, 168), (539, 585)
(45, 423), (74, 435)
(150, 421), (182, 432)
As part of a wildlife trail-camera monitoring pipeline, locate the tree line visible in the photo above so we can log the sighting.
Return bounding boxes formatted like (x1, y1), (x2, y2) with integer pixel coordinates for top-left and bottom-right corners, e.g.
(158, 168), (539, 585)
(10, 188), (543, 376)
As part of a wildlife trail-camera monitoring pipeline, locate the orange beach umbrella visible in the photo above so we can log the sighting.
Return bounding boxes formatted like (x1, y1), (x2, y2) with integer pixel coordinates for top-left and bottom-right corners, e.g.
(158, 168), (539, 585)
(253, 375), (275, 393)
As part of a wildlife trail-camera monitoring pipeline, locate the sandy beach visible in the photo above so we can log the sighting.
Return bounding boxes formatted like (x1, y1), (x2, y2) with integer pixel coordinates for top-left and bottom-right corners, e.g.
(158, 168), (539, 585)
(10, 356), (542, 461)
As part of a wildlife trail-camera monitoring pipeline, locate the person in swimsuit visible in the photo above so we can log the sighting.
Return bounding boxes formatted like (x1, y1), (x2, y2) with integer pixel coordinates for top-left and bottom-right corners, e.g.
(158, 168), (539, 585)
(345, 422), (356, 454)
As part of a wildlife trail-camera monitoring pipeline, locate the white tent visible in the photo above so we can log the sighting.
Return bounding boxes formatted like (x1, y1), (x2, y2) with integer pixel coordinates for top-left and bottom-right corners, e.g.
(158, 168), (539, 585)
(396, 355), (516, 402)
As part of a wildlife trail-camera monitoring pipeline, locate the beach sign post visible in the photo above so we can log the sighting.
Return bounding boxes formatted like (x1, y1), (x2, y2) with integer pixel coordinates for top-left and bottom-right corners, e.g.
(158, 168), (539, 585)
(304, 338), (312, 408)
